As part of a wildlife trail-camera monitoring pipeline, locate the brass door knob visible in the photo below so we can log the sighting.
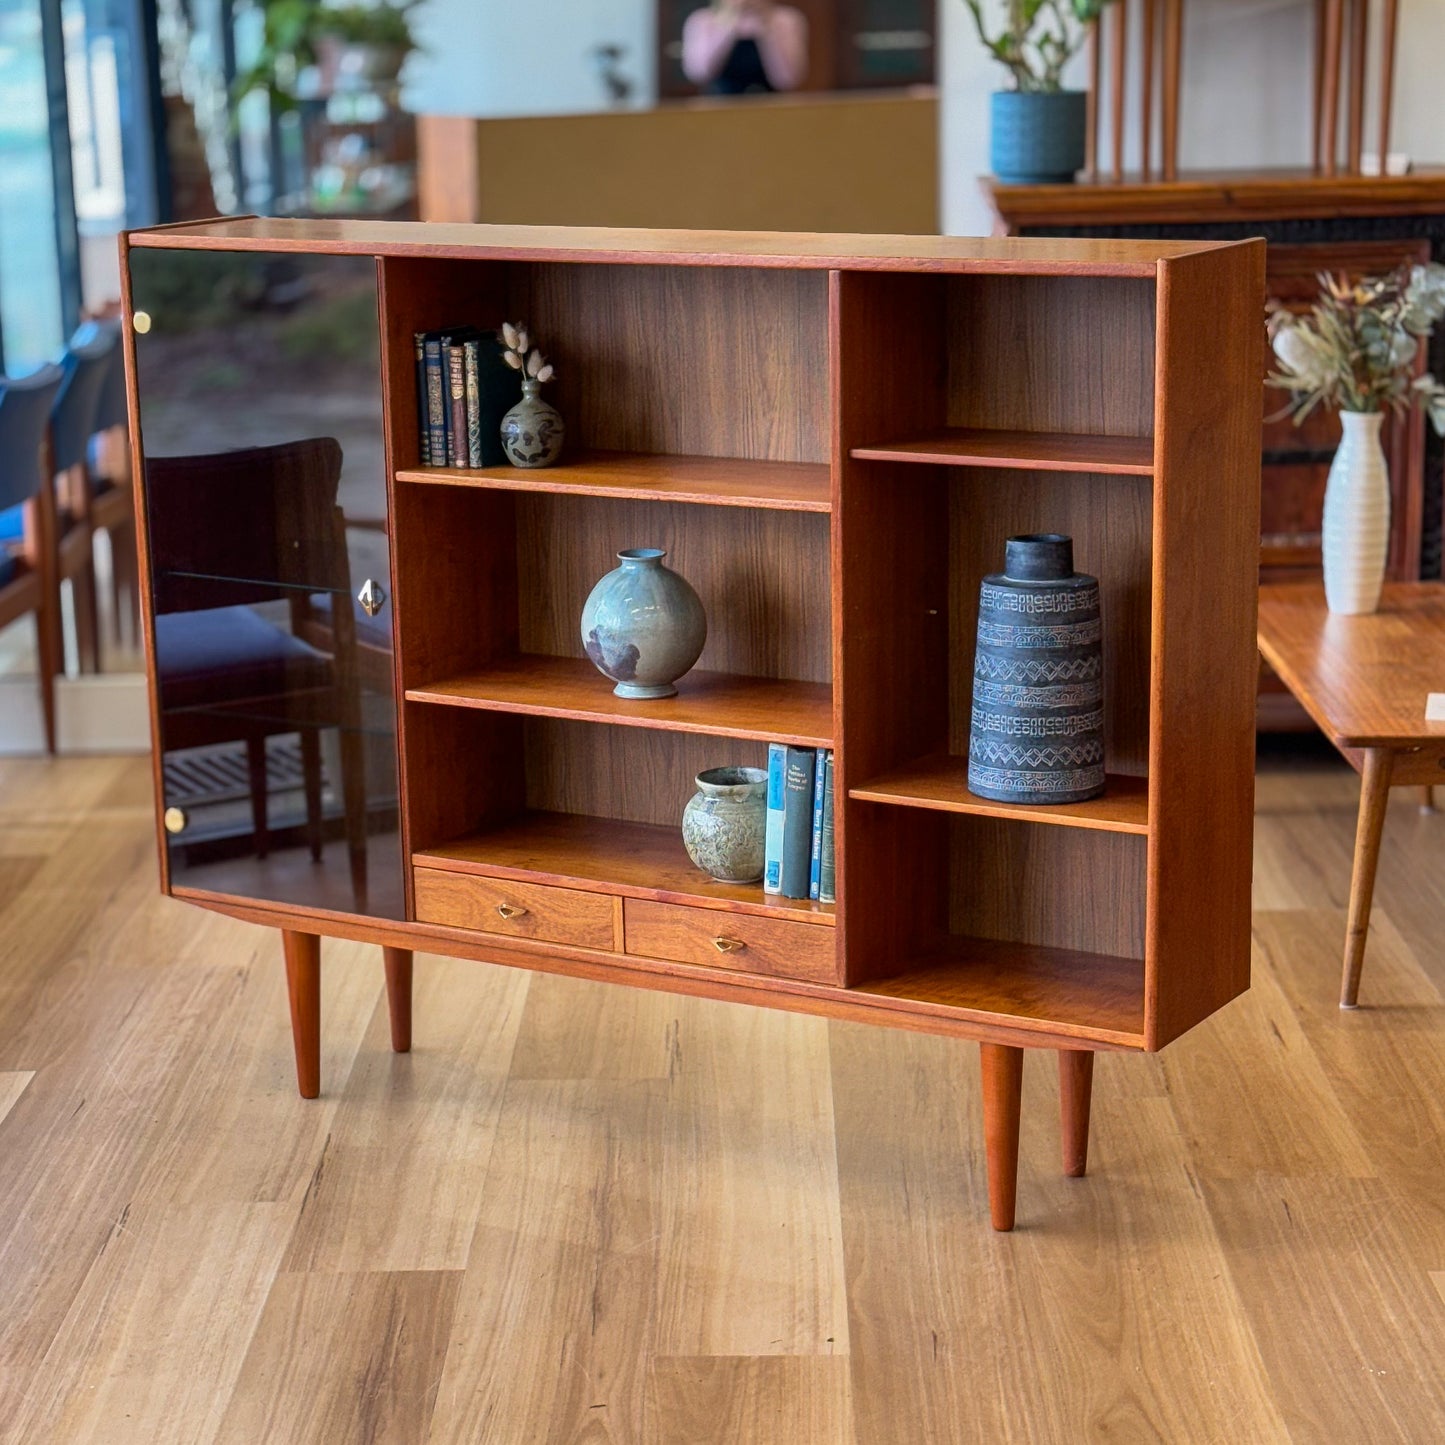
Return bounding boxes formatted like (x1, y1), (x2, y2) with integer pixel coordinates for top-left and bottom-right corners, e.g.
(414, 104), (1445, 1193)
(496, 902), (528, 920)
(357, 578), (386, 617)
(163, 806), (187, 834)
(711, 936), (746, 954)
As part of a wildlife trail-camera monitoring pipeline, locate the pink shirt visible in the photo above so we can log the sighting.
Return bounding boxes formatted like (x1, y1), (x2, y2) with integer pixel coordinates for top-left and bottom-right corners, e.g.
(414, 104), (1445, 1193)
(681, 4), (809, 92)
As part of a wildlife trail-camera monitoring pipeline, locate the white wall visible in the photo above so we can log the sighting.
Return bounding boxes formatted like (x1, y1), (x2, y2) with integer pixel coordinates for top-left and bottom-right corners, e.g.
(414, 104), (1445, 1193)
(941, 0), (1445, 235)
(403, 0), (656, 117)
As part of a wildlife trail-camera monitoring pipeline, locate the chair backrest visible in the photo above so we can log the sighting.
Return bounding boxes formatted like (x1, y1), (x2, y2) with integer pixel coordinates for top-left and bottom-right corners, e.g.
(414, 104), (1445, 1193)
(90, 320), (127, 433)
(145, 437), (347, 614)
(0, 364), (65, 513)
(51, 321), (119, 472)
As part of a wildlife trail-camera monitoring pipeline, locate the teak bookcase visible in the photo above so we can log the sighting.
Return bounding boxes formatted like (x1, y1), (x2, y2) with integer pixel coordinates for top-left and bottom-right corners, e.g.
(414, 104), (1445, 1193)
(121, 219), (1264, 1230)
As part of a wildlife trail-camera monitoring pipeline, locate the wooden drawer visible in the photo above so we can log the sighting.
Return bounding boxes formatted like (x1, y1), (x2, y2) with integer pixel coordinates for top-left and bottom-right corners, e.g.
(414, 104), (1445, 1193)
(414, 868), (617, 951)
(622, 899), (836, 984)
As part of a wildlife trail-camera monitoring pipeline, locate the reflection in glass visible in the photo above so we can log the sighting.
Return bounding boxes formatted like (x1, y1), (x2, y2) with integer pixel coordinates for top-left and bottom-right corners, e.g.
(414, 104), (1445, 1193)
(129, 248), (402, 918)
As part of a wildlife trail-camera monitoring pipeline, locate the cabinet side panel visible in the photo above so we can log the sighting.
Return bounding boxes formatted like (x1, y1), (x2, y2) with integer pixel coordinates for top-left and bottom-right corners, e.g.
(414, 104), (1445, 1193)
(832, 270), (952, 983)
(1148, 242), (1266, 1048)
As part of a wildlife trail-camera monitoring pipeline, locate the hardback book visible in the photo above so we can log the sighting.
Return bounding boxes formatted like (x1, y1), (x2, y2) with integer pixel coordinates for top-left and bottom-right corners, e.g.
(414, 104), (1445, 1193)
(780, 746), (816, 900)
(463, 339), (482, 467)
(818, 751), (835, 905)
(413, 332), (430, 465)
(447, 341), (468, 468)
(809, 748), (827, 900)
(764, 742), (786, 895)
(422, 334), (447, 465)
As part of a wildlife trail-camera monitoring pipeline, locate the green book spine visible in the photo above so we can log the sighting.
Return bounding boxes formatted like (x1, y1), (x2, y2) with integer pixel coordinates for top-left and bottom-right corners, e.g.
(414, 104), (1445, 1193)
(780, 746), (815, 900)
(463, 339), (482, 467)
(818, 751), (836, 904)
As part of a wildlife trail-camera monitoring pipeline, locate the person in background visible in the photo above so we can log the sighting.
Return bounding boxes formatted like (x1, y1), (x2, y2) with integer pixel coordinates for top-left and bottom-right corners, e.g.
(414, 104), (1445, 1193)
(681, 0), (809, 95)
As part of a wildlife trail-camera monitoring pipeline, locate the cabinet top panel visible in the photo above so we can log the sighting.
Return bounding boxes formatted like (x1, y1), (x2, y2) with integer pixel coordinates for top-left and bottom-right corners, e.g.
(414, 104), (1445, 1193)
(126, 218), (1252, 277)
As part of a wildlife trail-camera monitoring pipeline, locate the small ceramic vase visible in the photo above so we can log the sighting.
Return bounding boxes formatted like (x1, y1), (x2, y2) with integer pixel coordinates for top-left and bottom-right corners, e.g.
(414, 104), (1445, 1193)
(682, 766), (768, 883)
(967, 532), (1105, 805)
(500, 378), (564, 468)
(1321, 410), (1390, 615)
(581, 548), (707, 699)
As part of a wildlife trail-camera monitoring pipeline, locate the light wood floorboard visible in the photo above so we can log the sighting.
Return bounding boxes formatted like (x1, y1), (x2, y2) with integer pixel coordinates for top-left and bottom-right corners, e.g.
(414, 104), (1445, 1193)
(0, 748), (1443, 1441)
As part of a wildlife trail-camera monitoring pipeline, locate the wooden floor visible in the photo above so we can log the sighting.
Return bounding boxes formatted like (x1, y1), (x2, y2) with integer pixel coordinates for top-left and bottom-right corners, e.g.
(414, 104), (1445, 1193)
(2, 746), (1444, 1443)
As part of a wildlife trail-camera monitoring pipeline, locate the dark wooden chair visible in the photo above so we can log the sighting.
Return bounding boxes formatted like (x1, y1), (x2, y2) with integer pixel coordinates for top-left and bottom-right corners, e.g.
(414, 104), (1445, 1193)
(0, 364), (66, 752)
(86, 320), (138, 646)
(146, 437), (370, 903)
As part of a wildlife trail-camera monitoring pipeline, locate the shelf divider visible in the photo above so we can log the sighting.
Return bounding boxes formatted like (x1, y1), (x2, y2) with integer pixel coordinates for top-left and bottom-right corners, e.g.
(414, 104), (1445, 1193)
(396, 449), (831, 512)
(416, 810), (836, 925)
(850, 427), (1154, 475)
(406, 653), (833, 747)
(849, 754), (1149, 834)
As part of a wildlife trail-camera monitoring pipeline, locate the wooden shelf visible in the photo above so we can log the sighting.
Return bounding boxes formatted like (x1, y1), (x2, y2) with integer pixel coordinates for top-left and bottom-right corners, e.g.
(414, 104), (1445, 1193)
(854, 936), (1145, 1049)
(396, 450), (831, 512)
(406, 654), (833, 746)
(850, 427), (1154, 475)
(416, 811), (836, 925)
(850, 754), (1150, 835)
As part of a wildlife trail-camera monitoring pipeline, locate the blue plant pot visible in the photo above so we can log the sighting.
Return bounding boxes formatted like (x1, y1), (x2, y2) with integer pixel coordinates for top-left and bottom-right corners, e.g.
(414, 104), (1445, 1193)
(990, 90), (1087, 185)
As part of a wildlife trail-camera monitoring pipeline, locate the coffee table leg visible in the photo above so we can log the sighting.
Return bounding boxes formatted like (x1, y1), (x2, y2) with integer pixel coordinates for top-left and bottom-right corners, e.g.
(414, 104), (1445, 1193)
(1341, 748), (1394, 1009)
(1418, 786), (1436, 813)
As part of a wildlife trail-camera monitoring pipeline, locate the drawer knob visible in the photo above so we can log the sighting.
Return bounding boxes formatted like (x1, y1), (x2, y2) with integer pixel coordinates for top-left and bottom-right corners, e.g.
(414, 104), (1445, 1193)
(496, 902), (528, 920)
(711, 935), (747, 954)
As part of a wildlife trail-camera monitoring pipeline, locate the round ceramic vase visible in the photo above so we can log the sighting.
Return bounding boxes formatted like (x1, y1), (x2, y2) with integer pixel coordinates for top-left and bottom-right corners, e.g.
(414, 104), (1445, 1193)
(580, 548), (707, 699)
(1321, 410), (1390, 615)
(500, 378), (564, 468)
(967, 533), (1106, 805)
(682, 766), (768, 883)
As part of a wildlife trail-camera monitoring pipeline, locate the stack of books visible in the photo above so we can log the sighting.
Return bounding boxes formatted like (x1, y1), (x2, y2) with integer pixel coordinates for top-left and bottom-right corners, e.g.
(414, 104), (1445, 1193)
(763, 745), (835, 904)
(414, 328), (513, 469)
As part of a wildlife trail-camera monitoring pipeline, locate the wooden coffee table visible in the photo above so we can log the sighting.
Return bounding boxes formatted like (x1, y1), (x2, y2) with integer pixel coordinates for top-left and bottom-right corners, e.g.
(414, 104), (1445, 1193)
(1257, 582), (1445, 1008)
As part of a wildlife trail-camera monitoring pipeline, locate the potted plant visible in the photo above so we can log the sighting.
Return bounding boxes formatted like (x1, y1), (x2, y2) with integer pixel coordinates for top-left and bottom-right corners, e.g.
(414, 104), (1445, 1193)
(234, 0), (420, 111)
(1268, 264), (1445, 614)
(962, 0), (1115, 185)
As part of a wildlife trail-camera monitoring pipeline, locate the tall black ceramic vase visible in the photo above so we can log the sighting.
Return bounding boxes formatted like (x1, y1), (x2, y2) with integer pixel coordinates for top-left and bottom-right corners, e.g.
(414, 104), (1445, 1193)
(967, 533), (1105, 805)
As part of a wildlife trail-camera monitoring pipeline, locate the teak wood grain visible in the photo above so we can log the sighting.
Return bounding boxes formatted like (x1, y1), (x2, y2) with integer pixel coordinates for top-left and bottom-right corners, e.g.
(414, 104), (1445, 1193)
(849, 754), (1150, 834)
(1256, 584), (1445, 749)
(396, 450), (831, 512)
(415, 810), (835, 926)
(850, 427), (1155, 475)
(406, 654), (833, 747)
(124, 221), (1265, 1230)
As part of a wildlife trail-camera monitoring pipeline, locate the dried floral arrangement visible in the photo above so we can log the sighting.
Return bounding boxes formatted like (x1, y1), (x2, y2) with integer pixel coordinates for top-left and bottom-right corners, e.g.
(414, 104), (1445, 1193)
(961, 0), (1117, 93)
(1267, 264), (1445, 433)
(501, 323), (555, 384)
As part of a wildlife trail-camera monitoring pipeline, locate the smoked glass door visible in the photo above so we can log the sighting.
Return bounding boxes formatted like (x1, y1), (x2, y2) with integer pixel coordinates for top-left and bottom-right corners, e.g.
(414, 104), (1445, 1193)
(128, 246), (403, 918)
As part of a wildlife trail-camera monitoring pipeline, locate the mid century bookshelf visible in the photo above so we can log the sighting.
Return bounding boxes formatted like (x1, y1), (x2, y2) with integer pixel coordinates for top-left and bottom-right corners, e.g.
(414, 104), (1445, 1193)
(121, 219), (1263, 1230)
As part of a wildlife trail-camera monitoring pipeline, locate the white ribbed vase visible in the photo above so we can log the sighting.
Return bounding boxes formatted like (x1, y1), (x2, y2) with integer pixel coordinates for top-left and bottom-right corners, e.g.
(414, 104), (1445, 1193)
(1321, 411), (1390, 615)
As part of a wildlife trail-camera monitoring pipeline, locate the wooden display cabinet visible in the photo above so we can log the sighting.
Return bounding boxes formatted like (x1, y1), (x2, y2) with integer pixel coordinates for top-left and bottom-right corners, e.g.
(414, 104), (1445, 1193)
(121, 219), (1263, 1230)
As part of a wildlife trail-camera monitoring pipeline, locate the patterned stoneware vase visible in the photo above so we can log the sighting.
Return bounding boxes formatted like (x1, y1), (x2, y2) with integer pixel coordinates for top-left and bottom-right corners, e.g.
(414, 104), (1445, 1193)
(967, 533), (1105, 805)
(1321, 410), (1390, 615)
(682, 766), (768, 883)
(500, 378), (564, 468)
(580, 548), (707, 699)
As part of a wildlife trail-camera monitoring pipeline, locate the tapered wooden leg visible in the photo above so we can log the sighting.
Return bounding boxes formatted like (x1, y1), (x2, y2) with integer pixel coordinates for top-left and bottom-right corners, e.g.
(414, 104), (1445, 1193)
(33, 611), (57, 755)
(299, 728), (324, 862)
(1341, 748), (1394, 1009)
(1058, 1050), (1095, 1177)
(282, 929), (321, 1098)
(246, 736), (270, 859)
(383, 947), (412, 1053)
(980, 1043), (1024, 1232)
(1417, 786), (1435, 813)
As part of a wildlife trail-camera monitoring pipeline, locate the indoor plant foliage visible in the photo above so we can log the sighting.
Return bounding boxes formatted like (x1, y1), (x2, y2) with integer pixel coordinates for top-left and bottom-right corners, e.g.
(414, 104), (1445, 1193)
(1268, 264), (1445, 614)
(963, 0), (1116, 184)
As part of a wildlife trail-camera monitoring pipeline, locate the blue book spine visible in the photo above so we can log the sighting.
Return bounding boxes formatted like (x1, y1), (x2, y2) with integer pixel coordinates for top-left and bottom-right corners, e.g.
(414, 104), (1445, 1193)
(780, 746), (815, 900)
(423, 334), (446, 464)
(764, 743), (786, 895)
(809, 748), (826, 899)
